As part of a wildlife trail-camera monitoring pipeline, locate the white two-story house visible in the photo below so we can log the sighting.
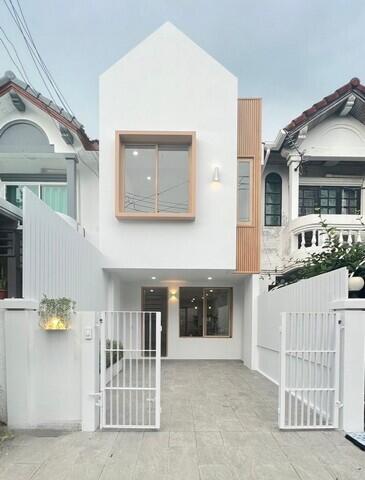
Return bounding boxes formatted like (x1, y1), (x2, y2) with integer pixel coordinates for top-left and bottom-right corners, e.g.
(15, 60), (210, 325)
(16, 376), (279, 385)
(262, 78), (365, 285)
(98, 23), (262, 365)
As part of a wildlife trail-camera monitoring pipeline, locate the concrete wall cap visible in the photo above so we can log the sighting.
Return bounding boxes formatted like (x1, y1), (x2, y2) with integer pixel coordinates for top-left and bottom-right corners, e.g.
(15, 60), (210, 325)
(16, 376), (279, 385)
(331, 299), (365, 311)
(0, 298), (39, 310)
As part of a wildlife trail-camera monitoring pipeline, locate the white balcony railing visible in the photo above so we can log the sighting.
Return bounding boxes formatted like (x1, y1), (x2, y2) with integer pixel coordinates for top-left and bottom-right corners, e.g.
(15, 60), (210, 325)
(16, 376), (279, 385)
(287, 214), (365, 262)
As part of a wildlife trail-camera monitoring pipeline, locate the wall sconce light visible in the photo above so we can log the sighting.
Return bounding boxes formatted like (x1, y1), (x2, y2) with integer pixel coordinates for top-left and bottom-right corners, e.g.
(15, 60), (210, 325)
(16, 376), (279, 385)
(169, 289), (178, 301)
(212, 166), (220, 182)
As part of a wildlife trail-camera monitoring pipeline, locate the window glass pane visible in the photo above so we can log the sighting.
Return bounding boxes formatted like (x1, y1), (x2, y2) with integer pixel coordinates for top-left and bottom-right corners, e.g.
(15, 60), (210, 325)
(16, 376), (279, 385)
(6, 185), (38, 209)
(179, 288), (203, 337)
(265, 173), (282, 226)
(158, 146), (189, 213)
(41, 186), (67, 214)
(238, 161), (250, 222)
(205, 288), (231, 336)
(124, 146), (156, 212)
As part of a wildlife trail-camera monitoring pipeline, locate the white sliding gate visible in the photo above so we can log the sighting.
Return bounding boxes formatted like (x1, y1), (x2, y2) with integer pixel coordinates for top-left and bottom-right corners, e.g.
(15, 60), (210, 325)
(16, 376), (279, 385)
(279, 312), (341, 430)
(100, 311), (161, 429)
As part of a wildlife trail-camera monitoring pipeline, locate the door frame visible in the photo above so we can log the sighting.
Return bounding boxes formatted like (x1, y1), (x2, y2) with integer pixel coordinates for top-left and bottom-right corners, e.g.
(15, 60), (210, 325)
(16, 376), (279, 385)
(141, 286), (168, 357)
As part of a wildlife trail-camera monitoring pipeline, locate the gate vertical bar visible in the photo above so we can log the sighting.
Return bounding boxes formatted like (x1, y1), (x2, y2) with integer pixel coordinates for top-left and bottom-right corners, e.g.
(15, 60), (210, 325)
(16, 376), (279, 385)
(100, 312), (106, 429)
(155, 312), (161, 429)
(333, 313), (340, 428)
(279, 312), (287, 429)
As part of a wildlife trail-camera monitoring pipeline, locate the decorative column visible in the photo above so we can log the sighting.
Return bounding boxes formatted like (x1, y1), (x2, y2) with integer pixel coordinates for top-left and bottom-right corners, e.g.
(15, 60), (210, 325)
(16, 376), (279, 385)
(65, 155), (78, 220)
(287, 154), (301, 222)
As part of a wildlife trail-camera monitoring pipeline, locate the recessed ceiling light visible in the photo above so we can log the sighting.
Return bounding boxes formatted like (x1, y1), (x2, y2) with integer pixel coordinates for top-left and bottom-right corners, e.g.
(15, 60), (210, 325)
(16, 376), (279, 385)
(151, 276), (156, 280)
(194, 306), (198, 310)
(208, 276), (213, 280)
(133, 150), (139, 156)
(150, 289), (154, 293)
(146, 176), (152, 181)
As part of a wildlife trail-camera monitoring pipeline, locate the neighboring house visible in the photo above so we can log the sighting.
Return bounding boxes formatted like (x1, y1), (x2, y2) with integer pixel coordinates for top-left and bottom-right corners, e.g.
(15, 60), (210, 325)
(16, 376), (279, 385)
(262, 78), (365, 283)
(0, 71), (99, 296)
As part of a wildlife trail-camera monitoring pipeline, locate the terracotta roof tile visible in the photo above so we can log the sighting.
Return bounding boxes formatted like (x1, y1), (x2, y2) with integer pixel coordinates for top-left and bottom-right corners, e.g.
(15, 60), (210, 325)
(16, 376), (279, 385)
(285, 77), (365, 132)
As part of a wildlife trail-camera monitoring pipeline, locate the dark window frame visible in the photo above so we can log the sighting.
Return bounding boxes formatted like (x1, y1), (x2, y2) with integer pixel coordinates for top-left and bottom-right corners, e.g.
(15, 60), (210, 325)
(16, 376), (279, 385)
(179, 287), (233, 338)
(299, 186), (361, 216)
(265, 173), (282, 226)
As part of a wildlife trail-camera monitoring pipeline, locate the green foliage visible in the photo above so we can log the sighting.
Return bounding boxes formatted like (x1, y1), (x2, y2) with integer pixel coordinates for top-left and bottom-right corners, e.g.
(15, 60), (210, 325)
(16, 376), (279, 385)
(283, 215), (365, 286)
(38, 295), (76, 321)
(105, 339), (123, 369)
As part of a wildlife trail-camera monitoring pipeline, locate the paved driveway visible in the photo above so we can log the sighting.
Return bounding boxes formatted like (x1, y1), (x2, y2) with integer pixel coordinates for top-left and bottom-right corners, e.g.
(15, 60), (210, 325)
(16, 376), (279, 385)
(0, 360), (364, 479)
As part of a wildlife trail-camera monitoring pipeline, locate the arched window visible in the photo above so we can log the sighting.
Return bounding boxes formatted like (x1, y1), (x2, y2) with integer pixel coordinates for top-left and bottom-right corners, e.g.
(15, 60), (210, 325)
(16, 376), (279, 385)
(265, 173), (282, 226)
(0, 121), (53, 153)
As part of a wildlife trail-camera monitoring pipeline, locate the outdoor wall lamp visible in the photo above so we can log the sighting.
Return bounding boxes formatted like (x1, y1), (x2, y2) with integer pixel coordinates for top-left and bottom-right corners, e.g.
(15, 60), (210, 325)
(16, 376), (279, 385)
(212, 166), (220, 182)
(169, 289), (178, 301)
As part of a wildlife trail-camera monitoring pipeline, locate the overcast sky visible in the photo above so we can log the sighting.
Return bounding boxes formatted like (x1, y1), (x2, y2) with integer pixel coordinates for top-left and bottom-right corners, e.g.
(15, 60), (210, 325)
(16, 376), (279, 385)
(0, 0), (364, 141)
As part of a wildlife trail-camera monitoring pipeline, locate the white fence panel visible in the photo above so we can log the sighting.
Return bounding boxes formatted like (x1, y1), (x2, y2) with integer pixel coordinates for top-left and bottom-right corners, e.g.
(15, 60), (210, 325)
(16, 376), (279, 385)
(279, 312), (340, 430)
(23, 189), (106, 310)
(257, 268), (348, 383)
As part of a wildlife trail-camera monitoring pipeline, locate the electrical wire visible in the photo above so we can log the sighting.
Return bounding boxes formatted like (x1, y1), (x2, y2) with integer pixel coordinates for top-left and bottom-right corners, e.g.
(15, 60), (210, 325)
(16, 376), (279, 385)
(0, 25), (30, 84)
(13, 0), (74, 116)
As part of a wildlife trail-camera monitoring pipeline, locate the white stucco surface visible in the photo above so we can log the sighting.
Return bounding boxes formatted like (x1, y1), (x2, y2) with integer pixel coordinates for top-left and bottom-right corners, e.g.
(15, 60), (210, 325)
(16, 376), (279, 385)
(99, 22), (238, 270)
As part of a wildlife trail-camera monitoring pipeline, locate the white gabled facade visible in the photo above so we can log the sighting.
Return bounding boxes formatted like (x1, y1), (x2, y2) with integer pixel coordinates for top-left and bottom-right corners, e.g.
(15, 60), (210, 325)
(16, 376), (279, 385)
(99, 22), (238, 270)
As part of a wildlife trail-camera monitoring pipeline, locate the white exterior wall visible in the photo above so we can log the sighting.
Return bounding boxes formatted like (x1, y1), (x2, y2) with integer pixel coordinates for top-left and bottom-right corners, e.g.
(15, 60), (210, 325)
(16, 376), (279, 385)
(0, 310), (6, 423)
(5, 308), (82, 429)
(118, 280), (244, 360)
(257, 268), (348, 383)
(22, 189), (106, 310)
(99, 23), (238, 270)
(299, 115), (365, 158)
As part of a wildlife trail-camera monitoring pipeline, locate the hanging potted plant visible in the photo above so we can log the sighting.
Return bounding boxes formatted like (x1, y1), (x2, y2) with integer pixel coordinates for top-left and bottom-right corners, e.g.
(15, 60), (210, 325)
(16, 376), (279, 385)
(39, 295), (76, 330)
(0, 266), (7, 300)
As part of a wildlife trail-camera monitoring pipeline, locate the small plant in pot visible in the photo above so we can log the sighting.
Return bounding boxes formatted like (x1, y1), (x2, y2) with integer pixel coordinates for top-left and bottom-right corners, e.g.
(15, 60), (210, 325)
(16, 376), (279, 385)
(39, 295), (76, 330)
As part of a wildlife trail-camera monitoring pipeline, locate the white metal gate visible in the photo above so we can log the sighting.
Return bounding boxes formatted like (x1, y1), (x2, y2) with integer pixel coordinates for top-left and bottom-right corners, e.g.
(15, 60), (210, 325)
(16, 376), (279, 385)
(100, 311), (161, 429)
(279, 312), (341, 430)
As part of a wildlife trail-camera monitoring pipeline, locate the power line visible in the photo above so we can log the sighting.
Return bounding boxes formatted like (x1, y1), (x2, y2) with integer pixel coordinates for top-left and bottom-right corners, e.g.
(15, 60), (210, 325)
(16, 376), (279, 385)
(0, 35), (26, 82)
(13, 0), (74, 116)
(2, 0), (58, 105)
(1, 1), (99, 178)
(0, 25), (30, 84)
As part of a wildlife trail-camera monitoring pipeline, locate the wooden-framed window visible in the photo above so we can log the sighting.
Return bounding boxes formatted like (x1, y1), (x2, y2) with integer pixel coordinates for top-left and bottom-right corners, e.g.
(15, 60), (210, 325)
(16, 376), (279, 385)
(115, 131), (196, 220)
(265, 173), (282, 226)
(237, 158), (253, 224)
(179, 287), (232, 338)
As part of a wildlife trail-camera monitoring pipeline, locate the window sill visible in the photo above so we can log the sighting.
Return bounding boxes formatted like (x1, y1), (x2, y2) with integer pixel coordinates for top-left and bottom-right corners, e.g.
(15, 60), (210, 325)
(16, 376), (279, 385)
(116, 212), (195, 221)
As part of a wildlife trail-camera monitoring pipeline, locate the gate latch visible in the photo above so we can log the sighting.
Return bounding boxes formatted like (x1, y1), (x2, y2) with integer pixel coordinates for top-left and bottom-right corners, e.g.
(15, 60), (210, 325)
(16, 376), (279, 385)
(89, 392), (102, 407)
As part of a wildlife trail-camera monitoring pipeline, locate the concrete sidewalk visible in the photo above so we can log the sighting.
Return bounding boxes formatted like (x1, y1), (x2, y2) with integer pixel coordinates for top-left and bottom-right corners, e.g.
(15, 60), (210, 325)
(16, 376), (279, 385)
(0, 361), (364, 479)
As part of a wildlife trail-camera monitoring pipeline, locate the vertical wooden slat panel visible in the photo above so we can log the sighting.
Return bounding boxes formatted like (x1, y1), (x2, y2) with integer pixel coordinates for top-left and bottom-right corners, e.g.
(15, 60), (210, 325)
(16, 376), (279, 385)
(236, 98), (262, 273)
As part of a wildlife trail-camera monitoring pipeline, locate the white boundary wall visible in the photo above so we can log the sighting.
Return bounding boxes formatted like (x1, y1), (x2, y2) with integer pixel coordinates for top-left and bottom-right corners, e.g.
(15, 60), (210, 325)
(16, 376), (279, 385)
(2, 190), (108, 428)
(22, 188), (106, 310)
(257, 268), (348, 384)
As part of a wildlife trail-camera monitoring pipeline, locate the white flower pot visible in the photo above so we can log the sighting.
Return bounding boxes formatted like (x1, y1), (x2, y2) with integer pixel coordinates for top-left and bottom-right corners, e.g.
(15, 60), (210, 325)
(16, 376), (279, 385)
(348, 276), (365, 292)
